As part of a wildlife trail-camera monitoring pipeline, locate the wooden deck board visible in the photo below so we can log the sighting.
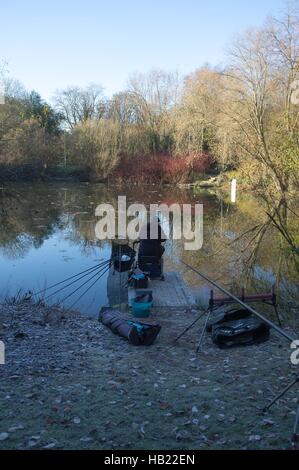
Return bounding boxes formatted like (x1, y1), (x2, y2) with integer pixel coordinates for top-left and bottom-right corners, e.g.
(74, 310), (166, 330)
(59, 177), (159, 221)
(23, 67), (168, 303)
(107, 263), (196, 308)
(128, 272), (196, 308)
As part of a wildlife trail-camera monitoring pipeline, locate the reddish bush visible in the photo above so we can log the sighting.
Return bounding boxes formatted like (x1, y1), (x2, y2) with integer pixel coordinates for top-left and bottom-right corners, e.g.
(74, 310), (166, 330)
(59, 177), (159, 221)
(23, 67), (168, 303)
(112, 152), (215, 184)
(165, 152), (216, 183)
(112, 153), (165, 183)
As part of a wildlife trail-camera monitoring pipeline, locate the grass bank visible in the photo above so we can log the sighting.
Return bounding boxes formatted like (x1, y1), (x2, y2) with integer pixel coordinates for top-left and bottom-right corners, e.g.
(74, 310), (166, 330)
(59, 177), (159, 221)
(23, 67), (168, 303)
(0, 299), (297, 450)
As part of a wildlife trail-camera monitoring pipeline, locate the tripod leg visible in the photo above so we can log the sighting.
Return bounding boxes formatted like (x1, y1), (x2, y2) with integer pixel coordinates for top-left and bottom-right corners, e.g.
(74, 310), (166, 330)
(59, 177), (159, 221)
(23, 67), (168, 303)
(273, 304), (282, 327)
(263, 378), (299, 412)
(196, 308), (212, 353)
(174, 308), (209, 343)
(292, 405), (299, 443)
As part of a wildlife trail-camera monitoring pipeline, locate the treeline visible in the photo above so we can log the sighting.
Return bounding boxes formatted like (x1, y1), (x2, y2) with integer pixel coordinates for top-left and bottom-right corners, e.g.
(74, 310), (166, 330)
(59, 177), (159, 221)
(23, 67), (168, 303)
(0, 4), (299, 191)
(0, 73), (215, 183)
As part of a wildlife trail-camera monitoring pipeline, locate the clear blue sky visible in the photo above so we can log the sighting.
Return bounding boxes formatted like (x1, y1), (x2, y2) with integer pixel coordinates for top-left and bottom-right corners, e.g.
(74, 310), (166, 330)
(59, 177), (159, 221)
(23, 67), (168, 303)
(0, 0), (288, 102)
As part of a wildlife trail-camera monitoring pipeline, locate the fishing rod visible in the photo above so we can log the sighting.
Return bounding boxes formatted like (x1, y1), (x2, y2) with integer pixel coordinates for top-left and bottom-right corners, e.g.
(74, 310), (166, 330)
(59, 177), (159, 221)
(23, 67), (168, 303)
(64, 264), (111, 314)
(179, 260), (295, 343)
(56, 262), (111, 305)
(42, 260), (111, 302)
(33, 258), (112, 297)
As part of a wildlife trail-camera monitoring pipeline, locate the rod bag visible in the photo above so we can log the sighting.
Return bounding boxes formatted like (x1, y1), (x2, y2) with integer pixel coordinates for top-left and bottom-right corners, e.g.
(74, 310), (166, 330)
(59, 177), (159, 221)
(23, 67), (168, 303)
(206, 308), (252, 333)
(99, 309), (161, 346)
(211, 316), (270, 349)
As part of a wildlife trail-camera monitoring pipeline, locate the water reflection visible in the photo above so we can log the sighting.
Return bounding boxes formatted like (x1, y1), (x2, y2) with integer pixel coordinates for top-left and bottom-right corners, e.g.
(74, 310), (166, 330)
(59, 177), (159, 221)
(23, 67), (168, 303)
(0, 182), (298, 317)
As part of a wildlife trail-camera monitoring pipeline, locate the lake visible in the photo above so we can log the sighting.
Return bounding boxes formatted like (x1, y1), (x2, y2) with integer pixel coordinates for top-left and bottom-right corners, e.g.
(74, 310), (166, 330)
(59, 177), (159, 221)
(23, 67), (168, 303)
(0, 182), (298, 317)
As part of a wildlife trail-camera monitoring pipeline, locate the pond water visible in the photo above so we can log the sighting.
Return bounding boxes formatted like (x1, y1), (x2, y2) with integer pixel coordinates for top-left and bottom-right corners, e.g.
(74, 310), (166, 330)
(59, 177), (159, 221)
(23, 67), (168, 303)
(0, 182), (298, 317)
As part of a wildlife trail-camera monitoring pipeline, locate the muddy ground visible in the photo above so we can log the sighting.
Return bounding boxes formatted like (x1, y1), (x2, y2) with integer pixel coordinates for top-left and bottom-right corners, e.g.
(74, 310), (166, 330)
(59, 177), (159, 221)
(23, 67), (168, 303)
(0, 300), (298, 450)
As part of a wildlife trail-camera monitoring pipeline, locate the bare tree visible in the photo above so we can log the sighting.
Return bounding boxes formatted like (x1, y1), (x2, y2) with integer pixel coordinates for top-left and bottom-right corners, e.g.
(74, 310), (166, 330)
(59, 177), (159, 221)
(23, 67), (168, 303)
(128, 69), (182, 116)
(0, 59), (8, 82)
(3, 78), (27, 101)
(107, 92), (144, 125)
(70, 119), (121, 179)
(223, 25), (291, 193)
(0, 60), (8, 105)
(173, 66), (225, 157)
(266, 3), (299, 136)
(216, 4), (299, 262)
(126, 69), (181, 153)
(53, 83), (105, 129)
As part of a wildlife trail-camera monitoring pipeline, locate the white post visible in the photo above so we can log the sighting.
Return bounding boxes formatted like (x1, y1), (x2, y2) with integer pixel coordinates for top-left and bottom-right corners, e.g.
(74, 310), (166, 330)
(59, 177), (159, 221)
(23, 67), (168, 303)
(231, 179), (237, 203)
(0, 341), (5, 365)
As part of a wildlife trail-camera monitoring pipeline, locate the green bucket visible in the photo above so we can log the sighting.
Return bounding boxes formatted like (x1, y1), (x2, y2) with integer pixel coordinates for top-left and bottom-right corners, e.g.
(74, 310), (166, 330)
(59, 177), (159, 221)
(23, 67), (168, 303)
(131, 297), (153, 318)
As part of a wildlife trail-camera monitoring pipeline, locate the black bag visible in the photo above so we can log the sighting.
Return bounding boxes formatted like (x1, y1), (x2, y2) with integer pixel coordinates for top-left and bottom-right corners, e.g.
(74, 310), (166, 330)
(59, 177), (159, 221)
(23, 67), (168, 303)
(206, 308), (252, 333)
(112, 242), (135, 273)
(128, 268), (148, 289)
(99, 309), (161, 346)
(211, 317), (270, 349)
(114, 255), (134, 272)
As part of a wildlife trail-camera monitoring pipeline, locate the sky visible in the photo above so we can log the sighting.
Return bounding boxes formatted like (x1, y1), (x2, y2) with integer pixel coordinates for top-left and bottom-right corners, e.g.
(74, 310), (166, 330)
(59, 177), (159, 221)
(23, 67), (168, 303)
(0, 0), (289, 103)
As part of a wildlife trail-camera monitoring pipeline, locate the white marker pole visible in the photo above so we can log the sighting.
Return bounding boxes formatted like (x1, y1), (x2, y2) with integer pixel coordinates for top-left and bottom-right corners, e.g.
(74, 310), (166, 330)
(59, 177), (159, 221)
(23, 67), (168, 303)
(0, 341), (5, 365)
(231, 179), (237, 203)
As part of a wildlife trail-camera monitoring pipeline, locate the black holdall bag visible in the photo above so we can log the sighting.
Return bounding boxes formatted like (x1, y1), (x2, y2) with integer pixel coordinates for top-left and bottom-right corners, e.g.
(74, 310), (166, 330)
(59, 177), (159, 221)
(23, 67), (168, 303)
(211, 316), (270, 349)
(206, 307), (270, 348)
(206, 308), (252, 333)
(99, 309), (161, 346)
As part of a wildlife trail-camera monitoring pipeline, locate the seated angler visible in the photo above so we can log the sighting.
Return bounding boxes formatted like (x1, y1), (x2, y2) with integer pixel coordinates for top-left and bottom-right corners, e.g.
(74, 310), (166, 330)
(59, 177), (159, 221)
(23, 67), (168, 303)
(137, 216), (166, 279)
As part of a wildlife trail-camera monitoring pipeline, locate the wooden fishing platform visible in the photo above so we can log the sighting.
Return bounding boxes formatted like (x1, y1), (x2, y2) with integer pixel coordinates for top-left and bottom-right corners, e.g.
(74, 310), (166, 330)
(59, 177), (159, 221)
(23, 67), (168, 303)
(107, 268), (196, 308)
(128, 272), (196, 308)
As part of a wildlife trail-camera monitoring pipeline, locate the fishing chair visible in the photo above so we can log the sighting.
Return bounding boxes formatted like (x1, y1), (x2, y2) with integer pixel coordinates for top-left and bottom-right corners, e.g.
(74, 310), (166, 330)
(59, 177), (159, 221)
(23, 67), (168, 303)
(133, 241), (165, 280)
(138, 255), (164, 280)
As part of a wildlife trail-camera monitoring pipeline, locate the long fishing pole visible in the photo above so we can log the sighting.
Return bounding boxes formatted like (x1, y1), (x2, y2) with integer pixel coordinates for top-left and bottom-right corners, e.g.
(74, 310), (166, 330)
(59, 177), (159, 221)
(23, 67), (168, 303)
(33, 258), (112, 297)
(42, 259), (111, 301)
(57, 263), (111, 305)
(64, 264), (111, 314)
(180, 260), (294, 343)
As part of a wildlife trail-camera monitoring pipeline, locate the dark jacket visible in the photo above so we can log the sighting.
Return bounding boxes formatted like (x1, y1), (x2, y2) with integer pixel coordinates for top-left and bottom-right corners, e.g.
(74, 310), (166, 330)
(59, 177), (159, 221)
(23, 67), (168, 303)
(139, 223), (166, 260)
